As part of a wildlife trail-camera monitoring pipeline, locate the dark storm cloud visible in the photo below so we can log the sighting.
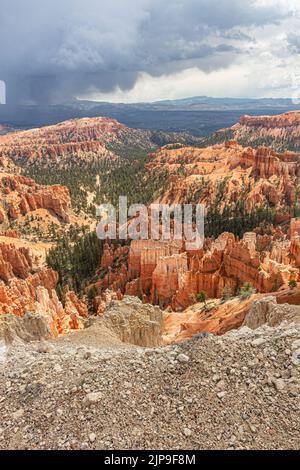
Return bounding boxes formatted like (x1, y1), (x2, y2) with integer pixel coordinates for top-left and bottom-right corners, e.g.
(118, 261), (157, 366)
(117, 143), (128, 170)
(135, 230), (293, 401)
(0, 0), (287, 103)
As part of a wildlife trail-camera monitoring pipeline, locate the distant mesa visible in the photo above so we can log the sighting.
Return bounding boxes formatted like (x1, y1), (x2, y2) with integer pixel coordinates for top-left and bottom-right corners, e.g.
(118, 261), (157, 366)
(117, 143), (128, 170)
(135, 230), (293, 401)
(0, 116), (200, 167)
(208, 110), (300, 152)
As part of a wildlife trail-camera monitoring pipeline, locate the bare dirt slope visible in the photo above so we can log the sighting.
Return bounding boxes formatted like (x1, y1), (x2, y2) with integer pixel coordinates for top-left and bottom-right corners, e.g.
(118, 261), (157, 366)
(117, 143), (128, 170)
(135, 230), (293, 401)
(52, 318), (130, 350)
(1, 317), (300, 450)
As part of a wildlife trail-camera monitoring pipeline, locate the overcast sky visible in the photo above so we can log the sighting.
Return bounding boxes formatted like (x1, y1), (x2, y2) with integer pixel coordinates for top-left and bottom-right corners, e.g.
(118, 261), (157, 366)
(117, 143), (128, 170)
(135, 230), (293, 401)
(0, 0), (299, 104)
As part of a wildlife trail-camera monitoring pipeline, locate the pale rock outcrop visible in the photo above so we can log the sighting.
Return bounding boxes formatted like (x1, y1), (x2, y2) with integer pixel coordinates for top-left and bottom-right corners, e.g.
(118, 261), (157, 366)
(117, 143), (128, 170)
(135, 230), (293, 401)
(104, 296), (164, 347)
(243, 296), (300, 329)
(0, 312), (51, 344)
(95, 289), (123, 316)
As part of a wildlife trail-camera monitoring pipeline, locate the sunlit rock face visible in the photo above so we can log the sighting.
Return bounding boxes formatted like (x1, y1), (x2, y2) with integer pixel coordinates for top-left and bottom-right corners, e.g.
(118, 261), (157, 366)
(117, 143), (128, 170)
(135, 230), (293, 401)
(0, 117), (161, 168)
(213, 111), (300, 152)
(0, 243), (87, 337)
(0, 117), (122, 164)
(0, 173), (71, 223)
(239, 112), (300, 128)
(99, 220), (299, 314)
(146, 141), (300, 211)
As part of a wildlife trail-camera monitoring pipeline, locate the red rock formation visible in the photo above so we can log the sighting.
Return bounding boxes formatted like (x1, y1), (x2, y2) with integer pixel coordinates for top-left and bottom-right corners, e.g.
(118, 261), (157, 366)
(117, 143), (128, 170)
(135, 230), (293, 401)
(290, 218), (300, 238)
(0, 117), (157, 167)
(146, 142), (300, 211)
(0, 242), (32, 281)
(216, 111), (300, 152)
(151, 253), (188, 307)
(164, 283), (300, 343)
(0, 173), (71, 223)
(128, 239), (182, 287)
(97, 263), (129, 295)
(0, 156), (19, 174)
(0, 206), (5, 224)
(63, 289), (88, 331)
(95, 290), (123, 316)
(99, 223), (300, 312)
(0, 118), (121, 164)
(0, 243), (87, 336)
(163, 295), (259, 343)
(251, 147), (299, 178)
(101, 242), (129, 269)
(3, 229), (19, 238)
(290, 237), (300, 266)
(239, 112), (300, 128)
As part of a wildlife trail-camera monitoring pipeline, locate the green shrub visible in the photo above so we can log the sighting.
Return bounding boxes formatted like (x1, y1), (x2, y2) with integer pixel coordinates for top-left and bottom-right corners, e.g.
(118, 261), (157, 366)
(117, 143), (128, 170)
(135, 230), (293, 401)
(238, 282), (256, 300)
(289, 279), (297, 290)
(221, 286), (232, 302)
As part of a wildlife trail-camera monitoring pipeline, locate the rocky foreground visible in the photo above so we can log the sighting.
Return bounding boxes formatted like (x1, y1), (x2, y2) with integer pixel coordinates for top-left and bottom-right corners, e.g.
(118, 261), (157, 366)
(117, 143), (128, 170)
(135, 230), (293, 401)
(1, 314), (300, 450)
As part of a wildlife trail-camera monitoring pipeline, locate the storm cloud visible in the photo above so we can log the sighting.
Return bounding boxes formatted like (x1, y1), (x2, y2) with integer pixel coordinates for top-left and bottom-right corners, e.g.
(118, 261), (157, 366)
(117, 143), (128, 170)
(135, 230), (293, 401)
(0, 0), (292, 103)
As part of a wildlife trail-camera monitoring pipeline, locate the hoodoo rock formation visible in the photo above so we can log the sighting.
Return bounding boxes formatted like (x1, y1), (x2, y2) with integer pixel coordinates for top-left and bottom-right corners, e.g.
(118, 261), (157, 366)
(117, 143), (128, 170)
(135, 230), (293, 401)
(0, 173), (71, 224)
(0, 242), (32, 281)
(0, 243), (87, 336)
(98, 218), (300, 319)
(146, 141), (300, 211)
(2, 111), (300, 346)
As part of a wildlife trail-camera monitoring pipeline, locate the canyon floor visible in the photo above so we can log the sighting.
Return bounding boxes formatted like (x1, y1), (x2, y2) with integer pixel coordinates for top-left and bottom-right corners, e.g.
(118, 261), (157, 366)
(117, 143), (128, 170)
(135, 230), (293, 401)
(1, 317), (300, 450)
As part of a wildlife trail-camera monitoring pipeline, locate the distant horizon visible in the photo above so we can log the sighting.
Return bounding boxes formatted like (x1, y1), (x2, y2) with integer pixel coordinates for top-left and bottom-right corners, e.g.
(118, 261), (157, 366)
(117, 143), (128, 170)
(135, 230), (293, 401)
(78, 95), (300, 105)
(1, 94), (300, 107)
